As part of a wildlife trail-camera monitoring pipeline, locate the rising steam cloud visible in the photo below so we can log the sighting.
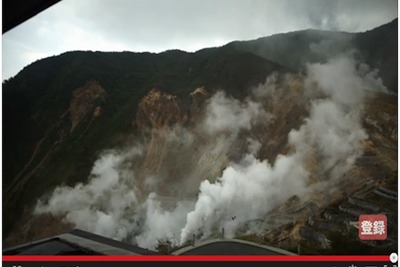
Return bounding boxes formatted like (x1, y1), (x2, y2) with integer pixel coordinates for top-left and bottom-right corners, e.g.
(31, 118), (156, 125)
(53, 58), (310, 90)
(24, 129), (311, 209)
(35, 54), (383, 249)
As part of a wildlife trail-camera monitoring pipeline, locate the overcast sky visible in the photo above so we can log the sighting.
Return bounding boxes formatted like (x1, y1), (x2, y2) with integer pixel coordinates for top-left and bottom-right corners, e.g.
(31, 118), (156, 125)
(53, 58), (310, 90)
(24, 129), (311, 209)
(2, 0), (398, 80)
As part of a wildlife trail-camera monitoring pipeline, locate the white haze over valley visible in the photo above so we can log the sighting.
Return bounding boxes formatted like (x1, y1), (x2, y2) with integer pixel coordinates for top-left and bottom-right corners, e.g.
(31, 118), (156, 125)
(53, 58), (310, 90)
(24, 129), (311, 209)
(35, 53), (386, 249)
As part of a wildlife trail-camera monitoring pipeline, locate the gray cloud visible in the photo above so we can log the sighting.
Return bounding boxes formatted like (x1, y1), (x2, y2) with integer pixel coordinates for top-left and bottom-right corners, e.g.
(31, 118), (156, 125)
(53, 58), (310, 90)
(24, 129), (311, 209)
(288, 0), (397, 31)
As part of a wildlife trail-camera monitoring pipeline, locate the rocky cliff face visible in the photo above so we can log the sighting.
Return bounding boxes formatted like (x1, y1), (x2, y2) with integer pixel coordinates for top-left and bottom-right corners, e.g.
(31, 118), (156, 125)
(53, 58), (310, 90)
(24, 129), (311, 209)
(4, 79), (109, 248)
(70, 80), (106, 132)
(255, 74), (308, 163)
(189, 87), (210, 124)
(135, 89), (183, 190)
(136, 88), (183, 137)
(134, 87), (229, 197)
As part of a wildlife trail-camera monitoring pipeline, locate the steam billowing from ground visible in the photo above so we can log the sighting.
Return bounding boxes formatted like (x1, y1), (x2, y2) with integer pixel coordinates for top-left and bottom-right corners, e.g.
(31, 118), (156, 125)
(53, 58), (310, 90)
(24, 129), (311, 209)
(202, 90), (267, 135)
(35, 54), (384, 249)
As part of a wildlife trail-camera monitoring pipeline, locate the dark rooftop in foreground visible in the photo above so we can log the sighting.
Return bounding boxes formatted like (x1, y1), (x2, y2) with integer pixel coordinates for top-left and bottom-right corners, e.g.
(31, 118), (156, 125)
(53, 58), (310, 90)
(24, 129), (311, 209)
(172, 239), (296, 255)
(3, 229), (161, 255)
(3, 229), (296, 255)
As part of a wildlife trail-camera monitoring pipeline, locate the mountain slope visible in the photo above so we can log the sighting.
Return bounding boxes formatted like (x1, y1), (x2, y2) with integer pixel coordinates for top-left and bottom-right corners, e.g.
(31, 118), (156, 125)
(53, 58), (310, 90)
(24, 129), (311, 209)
(3, 48), (288, 241)
(225, 18), (398, 93)
(2, 20), (397, 254)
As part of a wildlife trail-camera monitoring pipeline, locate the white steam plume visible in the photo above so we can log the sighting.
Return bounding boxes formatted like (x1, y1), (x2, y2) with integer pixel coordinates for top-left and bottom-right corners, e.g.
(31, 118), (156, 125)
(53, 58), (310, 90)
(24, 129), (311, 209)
(179, 152), (310, 243)
(179, 55), (368, 244)
(202, 91), (267, 135)
(35, 147), (142, 241)
(135, 193), (194, 248)
(35, 54), (382, 250)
